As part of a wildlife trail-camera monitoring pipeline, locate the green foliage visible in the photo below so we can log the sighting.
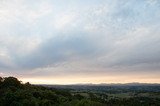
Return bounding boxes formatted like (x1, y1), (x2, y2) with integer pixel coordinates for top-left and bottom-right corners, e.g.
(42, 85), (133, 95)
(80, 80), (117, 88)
(73, 94), (84, 100)
(0, 76), (159, 106)
(2, 77), (21, 88)
(75, 99), (104, 106)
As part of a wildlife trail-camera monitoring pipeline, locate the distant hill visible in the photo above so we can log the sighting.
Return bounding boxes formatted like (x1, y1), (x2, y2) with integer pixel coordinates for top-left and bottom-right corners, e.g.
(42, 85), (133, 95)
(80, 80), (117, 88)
(41, 83), (160, 92)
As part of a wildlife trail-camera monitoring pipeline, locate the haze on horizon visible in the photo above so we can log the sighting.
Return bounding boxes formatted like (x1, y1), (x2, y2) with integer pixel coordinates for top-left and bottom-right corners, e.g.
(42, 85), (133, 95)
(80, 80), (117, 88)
(0, 0), (160, 84)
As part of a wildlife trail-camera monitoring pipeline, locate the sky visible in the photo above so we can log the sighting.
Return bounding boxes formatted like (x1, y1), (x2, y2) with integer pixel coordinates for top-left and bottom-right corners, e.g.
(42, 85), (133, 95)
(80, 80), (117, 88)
(0, 0), (160, 84)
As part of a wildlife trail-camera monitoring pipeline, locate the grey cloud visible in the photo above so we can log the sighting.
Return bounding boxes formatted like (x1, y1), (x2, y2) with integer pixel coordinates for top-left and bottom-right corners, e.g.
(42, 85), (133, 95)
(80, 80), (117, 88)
(0, 0), (160, 76)
(98, 26), (160, 71)
(15, 32), (99, 69)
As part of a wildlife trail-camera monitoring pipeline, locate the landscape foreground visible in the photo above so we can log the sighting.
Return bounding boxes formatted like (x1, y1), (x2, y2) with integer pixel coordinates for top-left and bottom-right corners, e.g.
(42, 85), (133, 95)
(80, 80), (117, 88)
(0, 77), (160, 106)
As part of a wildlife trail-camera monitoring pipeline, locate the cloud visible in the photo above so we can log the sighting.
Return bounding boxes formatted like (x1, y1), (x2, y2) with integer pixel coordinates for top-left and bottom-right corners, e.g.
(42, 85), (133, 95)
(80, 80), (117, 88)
(100, 25), (160, 66)
(0, 0), (160, 82)
(14, 31), (101, 69)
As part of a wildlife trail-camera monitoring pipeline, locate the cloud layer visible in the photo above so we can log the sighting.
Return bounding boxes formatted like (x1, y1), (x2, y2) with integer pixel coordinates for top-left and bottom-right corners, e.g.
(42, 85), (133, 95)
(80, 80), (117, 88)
(0, 0), (160, 83)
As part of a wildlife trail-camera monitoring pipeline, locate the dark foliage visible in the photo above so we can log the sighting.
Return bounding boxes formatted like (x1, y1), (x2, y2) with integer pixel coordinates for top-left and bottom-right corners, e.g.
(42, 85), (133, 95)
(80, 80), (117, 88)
(0, 77), (104, 106)
(0, 76), (160, 106)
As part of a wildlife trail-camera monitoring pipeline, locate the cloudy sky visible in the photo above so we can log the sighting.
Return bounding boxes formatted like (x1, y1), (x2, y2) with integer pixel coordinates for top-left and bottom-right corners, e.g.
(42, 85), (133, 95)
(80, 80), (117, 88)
(0, 0), (160, 84)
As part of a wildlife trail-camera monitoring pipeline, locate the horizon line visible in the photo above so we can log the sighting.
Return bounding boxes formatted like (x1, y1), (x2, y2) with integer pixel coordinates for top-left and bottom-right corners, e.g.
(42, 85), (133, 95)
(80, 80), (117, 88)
(32, 82), (160, 85)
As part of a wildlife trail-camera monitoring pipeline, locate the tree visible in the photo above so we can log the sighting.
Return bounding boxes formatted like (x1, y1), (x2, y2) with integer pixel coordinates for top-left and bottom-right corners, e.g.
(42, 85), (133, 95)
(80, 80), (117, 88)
(0, 77), (2, 82)
(2, 77), (21, 88)
(74, 94), (84, 100)
(0, 77), (3, 86)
